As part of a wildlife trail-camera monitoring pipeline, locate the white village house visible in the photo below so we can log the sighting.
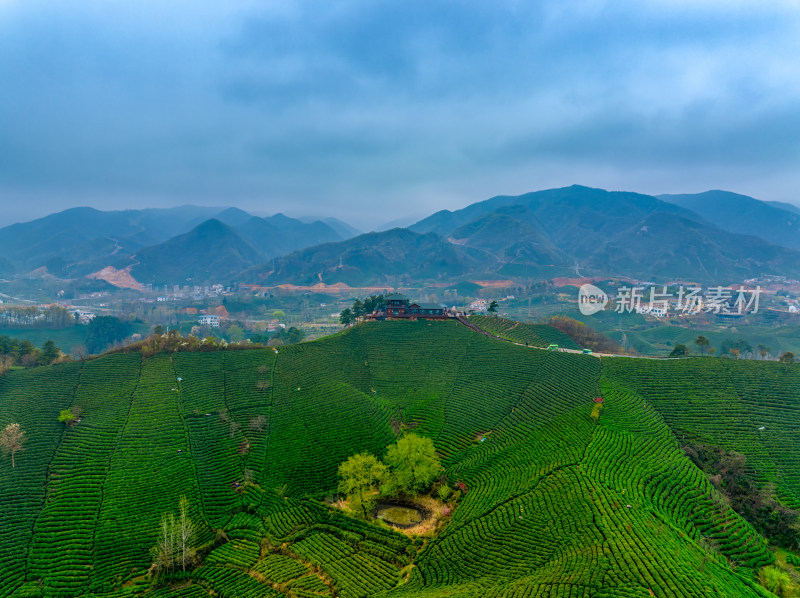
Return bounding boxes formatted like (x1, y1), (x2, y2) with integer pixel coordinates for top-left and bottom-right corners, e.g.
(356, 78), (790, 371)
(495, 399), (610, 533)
(469, 299), (488, 312)
(198, 314), (220, 328)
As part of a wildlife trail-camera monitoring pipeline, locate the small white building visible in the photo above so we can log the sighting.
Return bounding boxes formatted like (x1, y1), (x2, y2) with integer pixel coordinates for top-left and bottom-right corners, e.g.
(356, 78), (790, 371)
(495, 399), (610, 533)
(199, 314), (220, 328)
(71, 310), (96, 324)
(470, 299), (488, 312)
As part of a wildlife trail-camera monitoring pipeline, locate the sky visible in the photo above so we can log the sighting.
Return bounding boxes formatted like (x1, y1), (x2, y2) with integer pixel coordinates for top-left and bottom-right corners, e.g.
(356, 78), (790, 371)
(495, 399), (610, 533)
(1, 0), (799, 230)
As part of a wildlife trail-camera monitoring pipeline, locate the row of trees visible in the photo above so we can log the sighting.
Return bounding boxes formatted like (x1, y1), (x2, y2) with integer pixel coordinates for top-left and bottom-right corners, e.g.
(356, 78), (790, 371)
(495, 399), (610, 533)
(338, 433), (443, 518)
(126, 325), (306, 357)
(670, 336), (796, 362)
(1, 316), (134, 370)
(0, 305), (75, 329)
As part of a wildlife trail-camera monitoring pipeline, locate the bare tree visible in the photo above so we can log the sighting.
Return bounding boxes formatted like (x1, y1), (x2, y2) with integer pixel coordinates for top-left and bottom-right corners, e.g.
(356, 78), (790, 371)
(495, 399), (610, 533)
(155, 512), (177, 571)
(1, 423), (26, 468)
(152, 496), (196, 574)
(70, 345), (88, 362)
(178, 495), (195, 571)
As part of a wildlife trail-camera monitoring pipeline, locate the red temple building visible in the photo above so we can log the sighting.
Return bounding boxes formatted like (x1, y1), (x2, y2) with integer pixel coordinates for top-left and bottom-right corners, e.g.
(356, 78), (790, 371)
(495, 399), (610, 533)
(367, 294), (449, 320)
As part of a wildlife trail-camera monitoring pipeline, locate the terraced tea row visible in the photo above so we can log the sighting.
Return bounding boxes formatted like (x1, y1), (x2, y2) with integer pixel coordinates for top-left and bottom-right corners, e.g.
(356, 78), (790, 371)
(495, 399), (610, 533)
(468, 315), (581, 350)
(603, 358), (800, 508)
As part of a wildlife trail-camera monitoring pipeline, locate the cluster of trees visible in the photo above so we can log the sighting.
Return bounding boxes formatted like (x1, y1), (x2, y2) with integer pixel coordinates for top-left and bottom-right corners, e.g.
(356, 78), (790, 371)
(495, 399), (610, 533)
(124, 325), (305, 357)
(150, 496), (197, 575)
(547, 315), (626, 354)
(85, 316), (132, 354)
(126, 330), (244, 356)
(670, 336), (796, 362)
(683, 442), (800, 549)
(0, 422), (26, 468)
(1, 316), (138, 367)
(339, 295), (385, 326)
(758, 565), (792, 597)
(0, 305), (75, 329)
(0, 336), (64, 372)
(338, 433), (444, 518)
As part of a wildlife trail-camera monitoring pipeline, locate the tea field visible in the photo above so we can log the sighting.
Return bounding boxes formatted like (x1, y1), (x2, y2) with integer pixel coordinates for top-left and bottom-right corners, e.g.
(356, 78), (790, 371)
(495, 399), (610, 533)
(467, 315), (581, 349)
(1, 320), (797, 597)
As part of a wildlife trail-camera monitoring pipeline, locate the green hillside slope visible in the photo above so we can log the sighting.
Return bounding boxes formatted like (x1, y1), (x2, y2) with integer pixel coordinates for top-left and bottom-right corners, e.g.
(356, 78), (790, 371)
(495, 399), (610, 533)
(604, 358), (800, 510)
(1, 321), (796, 597)
(467, 315), (582, 349)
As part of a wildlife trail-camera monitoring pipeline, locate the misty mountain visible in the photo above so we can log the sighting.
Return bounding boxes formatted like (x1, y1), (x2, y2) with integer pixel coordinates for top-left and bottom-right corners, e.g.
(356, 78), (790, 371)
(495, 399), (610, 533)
(449, 206), (568, 267)
(0, 205), (233, 277)
(5, 187), (800, 288)
(659, 190), (800, 251)
(129, 219), (264, 285)
(465, 186), (800, 282)
(584, 211), (800, 281)
(127, 213), (345, 285)
(765, 200), (800, 215)
(0, 205), (347, 283)
(236, 214), (343, 258)
(411, 185), (708, 238)
(251, 185), (800, 286)
(299, 216), (362, 240)
(211, 207), (257, 228)
(373, 214), (427, 232)
(240, 228), (483, 287)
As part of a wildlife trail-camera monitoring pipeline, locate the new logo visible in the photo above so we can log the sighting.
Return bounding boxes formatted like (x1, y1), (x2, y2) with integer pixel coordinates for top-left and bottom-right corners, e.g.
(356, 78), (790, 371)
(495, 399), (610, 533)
(578, 284), (608, 315)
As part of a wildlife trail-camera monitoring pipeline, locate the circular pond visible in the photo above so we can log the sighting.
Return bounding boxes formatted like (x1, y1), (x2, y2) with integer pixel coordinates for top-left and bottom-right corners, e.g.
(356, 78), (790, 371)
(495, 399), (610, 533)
(374, 502), (425, 528)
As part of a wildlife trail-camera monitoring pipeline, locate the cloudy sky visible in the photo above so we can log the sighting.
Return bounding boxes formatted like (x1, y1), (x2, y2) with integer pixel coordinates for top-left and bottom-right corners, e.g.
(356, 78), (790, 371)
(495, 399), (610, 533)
(1, 0), (799, 230)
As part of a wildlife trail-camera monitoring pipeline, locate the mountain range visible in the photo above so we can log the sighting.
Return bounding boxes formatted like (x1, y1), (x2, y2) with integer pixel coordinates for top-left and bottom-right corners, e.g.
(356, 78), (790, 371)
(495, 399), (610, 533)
(2, 186), (800, 287)
(0, 206), (345, 285)
(247, 186), (800, 286)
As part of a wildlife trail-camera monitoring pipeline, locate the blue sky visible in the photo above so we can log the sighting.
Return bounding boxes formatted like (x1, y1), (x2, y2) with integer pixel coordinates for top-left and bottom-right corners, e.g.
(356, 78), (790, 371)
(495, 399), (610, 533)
(1, 0), (799, 229)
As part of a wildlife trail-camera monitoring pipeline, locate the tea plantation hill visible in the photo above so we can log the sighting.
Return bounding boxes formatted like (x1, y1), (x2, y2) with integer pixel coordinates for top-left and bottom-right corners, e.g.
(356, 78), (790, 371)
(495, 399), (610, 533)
(2, 320), (799, 597)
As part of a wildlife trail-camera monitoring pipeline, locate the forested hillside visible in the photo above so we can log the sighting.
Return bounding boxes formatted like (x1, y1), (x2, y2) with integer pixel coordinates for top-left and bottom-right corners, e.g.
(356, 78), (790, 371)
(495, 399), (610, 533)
(1, 321), (798, 597)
